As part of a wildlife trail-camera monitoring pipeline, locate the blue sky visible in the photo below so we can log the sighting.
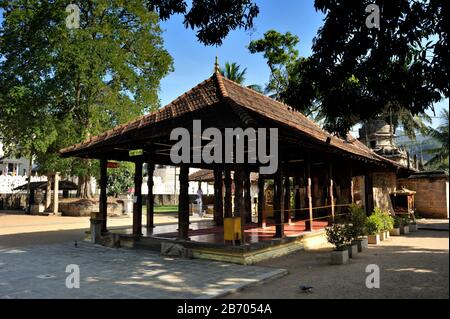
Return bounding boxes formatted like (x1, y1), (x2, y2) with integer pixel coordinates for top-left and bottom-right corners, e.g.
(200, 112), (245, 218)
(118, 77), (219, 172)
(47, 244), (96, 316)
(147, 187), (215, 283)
(1, 1), (447, 131)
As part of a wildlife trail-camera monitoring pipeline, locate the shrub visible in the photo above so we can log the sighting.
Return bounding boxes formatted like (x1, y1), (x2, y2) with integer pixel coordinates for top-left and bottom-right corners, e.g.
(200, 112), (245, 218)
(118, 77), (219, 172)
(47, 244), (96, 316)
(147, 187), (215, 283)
(365, 214), (383, 235)
(326, 224), (348, 251)
(373, 207), (393, 231)
(393, 216), (402, 228)
(348, 204), (366, 239)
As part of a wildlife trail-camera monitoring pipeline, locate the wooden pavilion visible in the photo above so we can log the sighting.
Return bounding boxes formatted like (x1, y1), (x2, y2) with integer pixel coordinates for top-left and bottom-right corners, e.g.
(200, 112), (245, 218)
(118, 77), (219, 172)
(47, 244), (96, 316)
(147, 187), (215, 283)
(60, 69), (406, 252)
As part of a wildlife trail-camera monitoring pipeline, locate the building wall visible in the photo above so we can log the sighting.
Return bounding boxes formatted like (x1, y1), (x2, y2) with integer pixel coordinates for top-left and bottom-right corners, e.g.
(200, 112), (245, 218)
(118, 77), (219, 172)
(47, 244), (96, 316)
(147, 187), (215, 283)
(397, 175), (449, 219)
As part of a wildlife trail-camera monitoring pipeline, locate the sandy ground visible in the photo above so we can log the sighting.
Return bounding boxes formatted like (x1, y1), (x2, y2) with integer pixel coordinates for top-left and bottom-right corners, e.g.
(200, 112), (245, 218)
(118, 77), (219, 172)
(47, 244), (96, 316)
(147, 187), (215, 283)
(225, 230), (449, 299)
(0, 211), (209, 247)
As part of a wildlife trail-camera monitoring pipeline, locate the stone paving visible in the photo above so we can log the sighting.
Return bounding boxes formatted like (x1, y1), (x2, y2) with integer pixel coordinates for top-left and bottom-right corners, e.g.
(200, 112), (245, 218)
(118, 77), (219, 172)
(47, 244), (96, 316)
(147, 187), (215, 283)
(0, 241), (287, 299)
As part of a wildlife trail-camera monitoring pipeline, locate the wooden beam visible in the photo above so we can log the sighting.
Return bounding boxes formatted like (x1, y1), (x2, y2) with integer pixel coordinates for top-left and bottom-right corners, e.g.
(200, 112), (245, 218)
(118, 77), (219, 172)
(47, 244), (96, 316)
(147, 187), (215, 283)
(146, 162), (155, 230)
(178, 165), (190, 240)
(213, 168), (224, 226)
(224, 168), (232, 218)
(133, 160), (143, 236)
(257, 175), (266, 228)
(99, 159), (108, 233)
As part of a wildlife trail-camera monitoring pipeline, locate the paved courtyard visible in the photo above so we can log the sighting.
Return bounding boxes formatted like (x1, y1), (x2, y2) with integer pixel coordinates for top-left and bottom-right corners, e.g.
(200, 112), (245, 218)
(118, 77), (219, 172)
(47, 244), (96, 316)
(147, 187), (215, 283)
(0, 242), (286, 299)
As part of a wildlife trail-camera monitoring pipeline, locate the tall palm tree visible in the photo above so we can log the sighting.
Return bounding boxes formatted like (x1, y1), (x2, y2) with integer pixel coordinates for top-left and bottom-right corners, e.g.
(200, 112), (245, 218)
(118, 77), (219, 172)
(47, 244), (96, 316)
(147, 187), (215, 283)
(220, 62), (247, 84)
(219, 62), (263, 93)
(425, 109), (449, 171)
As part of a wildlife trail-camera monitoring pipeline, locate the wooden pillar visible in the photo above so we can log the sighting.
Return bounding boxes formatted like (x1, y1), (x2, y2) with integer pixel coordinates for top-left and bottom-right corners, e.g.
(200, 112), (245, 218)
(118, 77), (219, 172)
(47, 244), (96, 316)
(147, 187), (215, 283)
(234, 169), (242, 216)
(305, 151), (313, 231)
(364, 173), (374, 215)
(244, 170), (252, 223)
(99, 159), (108, 233)
(133, 160), (143, 236)
(257, 176), (266, 228)
(294, 175), (301, 220)
(213, 168), (224, 226)
(146, 163), (155, 230)
(224, 168), (232, 218)
(235, 166), (246, 244)
(45, 175), (52, 210)
(328, 159), (335, 223)
(52, 172), (59, 215)
(284, 170), (291, 224)
(273, 168), (285, 238)
(178, 165), (190, 240)
(349, 163), (354, 203)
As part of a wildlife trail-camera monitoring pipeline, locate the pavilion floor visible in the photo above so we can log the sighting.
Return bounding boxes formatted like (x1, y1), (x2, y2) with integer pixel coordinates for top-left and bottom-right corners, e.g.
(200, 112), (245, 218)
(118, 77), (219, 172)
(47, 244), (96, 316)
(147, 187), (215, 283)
(112, 219), (329, 246)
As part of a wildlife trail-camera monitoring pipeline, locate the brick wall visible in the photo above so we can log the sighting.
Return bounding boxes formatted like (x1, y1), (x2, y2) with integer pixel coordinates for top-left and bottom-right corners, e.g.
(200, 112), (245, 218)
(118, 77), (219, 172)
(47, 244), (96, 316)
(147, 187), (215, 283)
(397, 175), (449, 219)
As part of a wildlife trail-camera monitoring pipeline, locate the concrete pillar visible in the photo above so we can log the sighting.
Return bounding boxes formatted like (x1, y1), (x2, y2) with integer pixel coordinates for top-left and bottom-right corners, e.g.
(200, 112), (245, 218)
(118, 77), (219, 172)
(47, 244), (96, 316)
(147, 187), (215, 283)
(45, 175), (52, 210)
(224, 168), (232, 218)
(52, 172), (59, 215)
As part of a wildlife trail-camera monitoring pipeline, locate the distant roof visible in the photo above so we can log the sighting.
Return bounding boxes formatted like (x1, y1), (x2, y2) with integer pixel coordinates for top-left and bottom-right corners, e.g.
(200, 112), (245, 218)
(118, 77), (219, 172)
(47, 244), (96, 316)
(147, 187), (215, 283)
(60, 72), (407, 170)
(189, 169), (258, 182)
(13, 181), (78, 191)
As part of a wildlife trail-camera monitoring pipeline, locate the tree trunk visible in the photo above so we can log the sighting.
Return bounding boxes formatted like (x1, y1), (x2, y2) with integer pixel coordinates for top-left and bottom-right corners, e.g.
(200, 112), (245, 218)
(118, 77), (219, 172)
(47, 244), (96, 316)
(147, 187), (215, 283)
(77, 175), (93, 199)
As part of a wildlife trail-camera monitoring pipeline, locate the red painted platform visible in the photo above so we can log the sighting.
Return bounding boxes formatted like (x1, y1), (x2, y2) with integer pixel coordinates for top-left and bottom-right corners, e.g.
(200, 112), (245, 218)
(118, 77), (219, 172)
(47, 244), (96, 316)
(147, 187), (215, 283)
(117, 219), (329, 245)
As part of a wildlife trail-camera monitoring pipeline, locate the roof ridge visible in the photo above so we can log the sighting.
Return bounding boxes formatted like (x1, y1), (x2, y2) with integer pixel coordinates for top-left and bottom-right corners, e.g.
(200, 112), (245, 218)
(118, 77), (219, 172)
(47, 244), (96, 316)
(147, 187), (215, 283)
(214, 71), (229, 98)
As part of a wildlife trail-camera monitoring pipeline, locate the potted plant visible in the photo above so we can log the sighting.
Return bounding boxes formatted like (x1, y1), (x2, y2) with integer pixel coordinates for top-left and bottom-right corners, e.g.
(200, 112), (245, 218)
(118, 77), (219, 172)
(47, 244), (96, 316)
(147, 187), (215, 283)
(344, 224), (358, 258)
(400, 216), (410, 234)
(409, 213), (418, 232)
(365, 214), (383, 244)
(390, 216), (401, 236)
(326, 224), (349, 265)
(373, 207), (390, 240)
(348, 204), (368, 252)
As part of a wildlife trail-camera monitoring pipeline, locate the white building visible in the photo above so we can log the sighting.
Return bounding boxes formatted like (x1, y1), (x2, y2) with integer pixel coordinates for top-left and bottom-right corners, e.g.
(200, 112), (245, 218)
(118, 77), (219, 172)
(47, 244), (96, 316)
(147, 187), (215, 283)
(0, 139), (33, 176)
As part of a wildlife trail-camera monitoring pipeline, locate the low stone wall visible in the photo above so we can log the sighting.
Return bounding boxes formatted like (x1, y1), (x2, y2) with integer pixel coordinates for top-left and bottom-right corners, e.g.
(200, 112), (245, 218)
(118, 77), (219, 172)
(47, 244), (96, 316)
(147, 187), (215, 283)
(59, 198), (124, 217)
(398, 171), (449, 219)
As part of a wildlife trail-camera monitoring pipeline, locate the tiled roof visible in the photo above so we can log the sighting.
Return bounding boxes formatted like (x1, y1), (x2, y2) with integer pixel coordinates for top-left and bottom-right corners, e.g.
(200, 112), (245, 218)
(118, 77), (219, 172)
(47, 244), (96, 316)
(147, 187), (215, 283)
(60, 72), (404, 168)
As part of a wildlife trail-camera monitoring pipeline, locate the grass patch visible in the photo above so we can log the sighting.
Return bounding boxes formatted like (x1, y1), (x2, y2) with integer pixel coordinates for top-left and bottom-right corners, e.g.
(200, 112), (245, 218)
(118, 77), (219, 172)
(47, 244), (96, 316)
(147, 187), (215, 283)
(142, 205), (178, 213)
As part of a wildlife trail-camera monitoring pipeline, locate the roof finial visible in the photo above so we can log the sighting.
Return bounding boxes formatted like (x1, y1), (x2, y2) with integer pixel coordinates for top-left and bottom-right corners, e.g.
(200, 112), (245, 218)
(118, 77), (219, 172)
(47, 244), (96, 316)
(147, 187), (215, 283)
(214, 56), (220, 73)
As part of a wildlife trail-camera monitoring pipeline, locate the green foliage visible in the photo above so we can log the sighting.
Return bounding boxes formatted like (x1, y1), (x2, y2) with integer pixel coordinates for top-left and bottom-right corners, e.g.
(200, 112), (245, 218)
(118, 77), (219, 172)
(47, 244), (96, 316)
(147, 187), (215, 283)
(220, 62), (247, 84)
(106, 162), (134, 197)
(281, 0), (447, 136)
(365, 214), (384, 235)
(248, 30), (299, 99)
(373, 207), (394, 231)
(393, 216), (402, 228)
(348, 203), (366, 239)
(148, 0), (259, 46)
(425, 109), (449, 171)
(0, 0), (173, 192)
(326, 223), (348, 250)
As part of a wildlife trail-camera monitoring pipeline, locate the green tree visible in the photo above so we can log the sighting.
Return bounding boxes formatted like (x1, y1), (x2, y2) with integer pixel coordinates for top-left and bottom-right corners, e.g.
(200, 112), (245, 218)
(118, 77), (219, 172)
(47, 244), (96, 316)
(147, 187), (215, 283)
(425, 109), (449, 171)
(220, 61), (263, 92)
(0, 0), (173, 197)
(282, 0), (448, 136)
(248, 30), (299, 99)
(220, 62), (247, 84)
(148, 0), (259, 46)
(107, 162), (135, 197)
